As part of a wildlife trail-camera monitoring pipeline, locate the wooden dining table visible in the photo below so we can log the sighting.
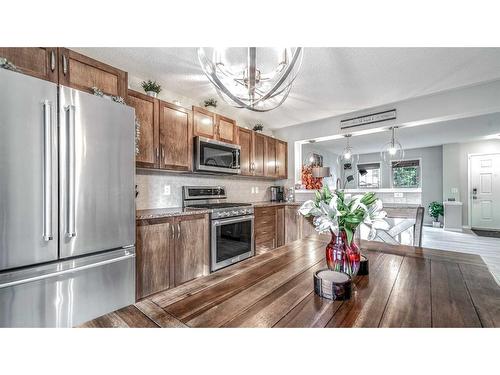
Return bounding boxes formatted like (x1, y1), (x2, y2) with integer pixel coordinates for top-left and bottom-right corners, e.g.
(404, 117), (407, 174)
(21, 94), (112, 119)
(81, 235), (500, 328)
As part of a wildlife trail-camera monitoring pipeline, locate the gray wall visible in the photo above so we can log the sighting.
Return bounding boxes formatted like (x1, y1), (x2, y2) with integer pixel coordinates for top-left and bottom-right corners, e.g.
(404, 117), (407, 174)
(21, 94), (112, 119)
(340, 146), (443, 224)
(442, 139), (500, 226)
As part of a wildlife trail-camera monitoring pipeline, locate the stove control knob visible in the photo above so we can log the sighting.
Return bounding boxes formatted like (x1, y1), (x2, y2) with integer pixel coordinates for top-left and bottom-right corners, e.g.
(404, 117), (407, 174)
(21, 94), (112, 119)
(231, 211), (238, 216)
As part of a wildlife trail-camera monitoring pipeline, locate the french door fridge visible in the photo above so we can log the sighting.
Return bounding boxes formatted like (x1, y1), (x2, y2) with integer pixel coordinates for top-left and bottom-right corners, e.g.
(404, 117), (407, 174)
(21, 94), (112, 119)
(0, 68), (135, 327)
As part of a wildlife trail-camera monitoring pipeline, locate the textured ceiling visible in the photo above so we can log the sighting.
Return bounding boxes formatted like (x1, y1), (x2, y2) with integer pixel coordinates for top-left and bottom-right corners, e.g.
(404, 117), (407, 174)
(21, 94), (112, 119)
(75, 47), (500, 129)
(304, 113), (500, 155)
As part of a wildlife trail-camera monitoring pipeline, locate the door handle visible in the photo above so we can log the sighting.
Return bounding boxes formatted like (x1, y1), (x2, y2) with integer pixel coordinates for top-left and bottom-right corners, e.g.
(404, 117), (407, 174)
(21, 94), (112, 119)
(66, 105), (76, 238)
(42, 101), (53, 241)
(50, 50), (56, 72)
(62, 54), (68, 76)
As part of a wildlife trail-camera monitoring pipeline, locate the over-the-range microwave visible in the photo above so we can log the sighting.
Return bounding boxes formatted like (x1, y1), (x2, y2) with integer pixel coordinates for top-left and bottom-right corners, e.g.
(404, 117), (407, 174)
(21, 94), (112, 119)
(194, 136), (241, 174)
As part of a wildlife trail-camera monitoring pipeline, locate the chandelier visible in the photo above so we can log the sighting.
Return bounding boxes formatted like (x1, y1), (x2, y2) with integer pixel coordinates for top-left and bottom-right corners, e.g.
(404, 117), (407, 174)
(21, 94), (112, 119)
(380, 126), (404, 166)
(197, 47), (303, 112)
(339, 134), (359, 165)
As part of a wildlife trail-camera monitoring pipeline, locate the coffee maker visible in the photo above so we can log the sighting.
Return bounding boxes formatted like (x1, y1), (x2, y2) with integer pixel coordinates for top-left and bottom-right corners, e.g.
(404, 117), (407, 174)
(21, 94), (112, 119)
(270, 186), (285, 202)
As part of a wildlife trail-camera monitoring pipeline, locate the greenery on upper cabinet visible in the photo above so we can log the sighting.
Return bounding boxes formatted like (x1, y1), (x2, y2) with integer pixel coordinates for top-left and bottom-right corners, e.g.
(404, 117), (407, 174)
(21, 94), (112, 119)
(253, 123), (264, 132)
(204, 98), (218, 108)
(141, 80), (162, 94)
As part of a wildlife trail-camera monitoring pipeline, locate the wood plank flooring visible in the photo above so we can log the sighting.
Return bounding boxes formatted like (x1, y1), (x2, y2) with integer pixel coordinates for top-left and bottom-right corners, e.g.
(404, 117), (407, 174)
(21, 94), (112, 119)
(79, 236), (500, 328)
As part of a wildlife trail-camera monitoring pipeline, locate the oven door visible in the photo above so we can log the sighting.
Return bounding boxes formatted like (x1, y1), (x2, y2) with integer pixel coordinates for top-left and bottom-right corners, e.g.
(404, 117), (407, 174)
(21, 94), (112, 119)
(211, 215), (254, 271)
(195, 137), (240, 174)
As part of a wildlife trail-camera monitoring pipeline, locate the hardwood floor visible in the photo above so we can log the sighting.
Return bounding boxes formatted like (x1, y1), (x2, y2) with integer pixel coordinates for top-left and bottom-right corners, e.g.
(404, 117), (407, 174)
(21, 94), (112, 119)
(422, 226), (500, 285)
(80, 235), (500, 328)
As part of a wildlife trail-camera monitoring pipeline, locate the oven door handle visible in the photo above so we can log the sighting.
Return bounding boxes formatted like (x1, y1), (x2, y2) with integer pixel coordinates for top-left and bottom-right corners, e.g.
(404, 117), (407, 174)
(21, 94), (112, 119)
(212, 215), (254, 226)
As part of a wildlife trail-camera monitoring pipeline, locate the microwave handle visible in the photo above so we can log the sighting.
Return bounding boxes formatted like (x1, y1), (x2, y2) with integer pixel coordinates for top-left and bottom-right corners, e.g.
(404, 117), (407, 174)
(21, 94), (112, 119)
(233, 149), (240, 169)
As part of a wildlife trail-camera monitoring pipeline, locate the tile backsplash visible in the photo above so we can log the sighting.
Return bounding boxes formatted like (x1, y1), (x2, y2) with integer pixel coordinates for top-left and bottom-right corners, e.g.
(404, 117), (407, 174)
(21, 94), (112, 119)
(136, 170), (283, 210)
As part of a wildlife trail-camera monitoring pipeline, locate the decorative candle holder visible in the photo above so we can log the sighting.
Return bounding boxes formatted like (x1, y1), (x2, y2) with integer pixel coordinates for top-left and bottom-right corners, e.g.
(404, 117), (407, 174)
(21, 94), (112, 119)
(313, 269), (352, 300)
(358, 255), (369, 276)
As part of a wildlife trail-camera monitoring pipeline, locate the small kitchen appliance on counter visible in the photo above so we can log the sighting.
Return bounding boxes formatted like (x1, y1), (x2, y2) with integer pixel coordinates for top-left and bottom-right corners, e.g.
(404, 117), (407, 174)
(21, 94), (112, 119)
(270, 186), (285, 202)
(183, 186), (254, 272)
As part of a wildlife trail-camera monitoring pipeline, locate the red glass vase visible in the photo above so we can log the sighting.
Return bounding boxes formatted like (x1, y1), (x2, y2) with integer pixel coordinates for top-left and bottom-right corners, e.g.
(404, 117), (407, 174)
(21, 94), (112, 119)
(325, 229), (361, 277)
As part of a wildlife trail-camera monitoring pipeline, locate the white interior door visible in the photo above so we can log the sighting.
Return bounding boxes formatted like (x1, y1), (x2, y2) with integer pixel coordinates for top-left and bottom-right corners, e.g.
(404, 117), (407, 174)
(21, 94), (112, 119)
(470, 153), (500, 230)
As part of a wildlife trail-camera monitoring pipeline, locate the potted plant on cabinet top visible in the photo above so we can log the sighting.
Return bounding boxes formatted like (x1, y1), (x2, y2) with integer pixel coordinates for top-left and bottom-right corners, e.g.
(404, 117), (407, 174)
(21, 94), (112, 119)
(253, 123), (264, 132)
(141, 80), (161, 98)
(428, 201), (444, 228)
(204, 98), (217, 110)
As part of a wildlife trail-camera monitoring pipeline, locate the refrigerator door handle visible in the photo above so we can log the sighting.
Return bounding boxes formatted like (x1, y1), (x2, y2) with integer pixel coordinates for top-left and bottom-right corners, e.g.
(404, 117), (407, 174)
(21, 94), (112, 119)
(42, 100), (53, 241)
(65, 105), (77, 238)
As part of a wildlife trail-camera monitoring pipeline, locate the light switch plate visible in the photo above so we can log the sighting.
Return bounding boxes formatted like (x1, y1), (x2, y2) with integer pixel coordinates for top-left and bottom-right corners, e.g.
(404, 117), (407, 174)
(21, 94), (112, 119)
(251, 187), (255, 194)
(255, 186), (259, 194)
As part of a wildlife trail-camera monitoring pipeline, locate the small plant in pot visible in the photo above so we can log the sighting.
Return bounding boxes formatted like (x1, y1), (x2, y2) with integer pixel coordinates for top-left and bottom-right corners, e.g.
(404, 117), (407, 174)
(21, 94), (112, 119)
(428, 201), (444, 228)
(253, 123), (264, 132)
(204, 98), (218, 109)
(141, 80), (161, 98)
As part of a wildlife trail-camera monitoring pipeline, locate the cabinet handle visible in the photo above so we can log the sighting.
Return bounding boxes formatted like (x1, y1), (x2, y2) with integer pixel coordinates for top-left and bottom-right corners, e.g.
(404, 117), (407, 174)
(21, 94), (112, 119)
(62, 54), (68, 76)
(161, 146), (165, 163)
(177, 223), (181, 239)
(155, 147), (159, 161)
(170, 223), (175, 239)
(50, 50), (56, 72)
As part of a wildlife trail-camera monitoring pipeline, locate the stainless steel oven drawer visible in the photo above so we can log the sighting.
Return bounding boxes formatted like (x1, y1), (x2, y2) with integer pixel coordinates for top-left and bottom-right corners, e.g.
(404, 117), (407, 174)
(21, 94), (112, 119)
(0, 248), (135, 328)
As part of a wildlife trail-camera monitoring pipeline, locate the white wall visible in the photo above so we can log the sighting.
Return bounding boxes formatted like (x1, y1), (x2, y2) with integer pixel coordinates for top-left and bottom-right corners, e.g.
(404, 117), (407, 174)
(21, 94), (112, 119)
(274, 79), (500, 187)
(443, 139), (500, 226)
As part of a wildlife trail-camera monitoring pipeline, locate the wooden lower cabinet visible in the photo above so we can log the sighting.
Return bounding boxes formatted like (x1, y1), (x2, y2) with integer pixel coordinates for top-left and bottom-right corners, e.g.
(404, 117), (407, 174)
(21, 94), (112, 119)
(255, 204), (318, 254)
(171, 215), (209, 286)
(136, 219), (172, 300)
(136, 214), (209, 300)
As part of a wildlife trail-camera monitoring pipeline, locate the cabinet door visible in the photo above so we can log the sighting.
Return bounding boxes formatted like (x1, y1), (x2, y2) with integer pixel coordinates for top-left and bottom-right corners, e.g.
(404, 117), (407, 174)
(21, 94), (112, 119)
(0, 47), (58, 82)
(276, 140), (288, 179)
(192, 106), (216, 139)
(127, 90), (159, 168)
(217, 115), (237, 144)
(254, 207), (277, 254)
(58, 48), (128, 98)
(285, 206), (301, 244)
(159, 101), (192, 171)
(253, 132), (266, 176)
(136, 220), (172, 299)
(276, 206), (285, 247)
(265, 136), (277, 177)
(172, 214), (209, 286)
(239, 128), (253, 176)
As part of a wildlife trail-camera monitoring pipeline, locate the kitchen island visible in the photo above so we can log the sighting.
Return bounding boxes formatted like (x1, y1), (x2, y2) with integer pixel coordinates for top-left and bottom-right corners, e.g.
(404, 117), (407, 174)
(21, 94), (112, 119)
(81, 235), (500, 328)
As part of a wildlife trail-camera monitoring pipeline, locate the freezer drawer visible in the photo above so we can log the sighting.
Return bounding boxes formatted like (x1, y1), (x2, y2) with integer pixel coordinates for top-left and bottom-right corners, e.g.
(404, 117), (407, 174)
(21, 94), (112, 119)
(0, 248), (135, 328)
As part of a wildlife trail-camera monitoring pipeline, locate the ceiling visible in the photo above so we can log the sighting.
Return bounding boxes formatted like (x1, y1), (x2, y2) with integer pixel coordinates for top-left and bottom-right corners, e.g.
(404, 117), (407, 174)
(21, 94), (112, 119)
(75, 47), (500, 129)
(305, 113), (500, 155)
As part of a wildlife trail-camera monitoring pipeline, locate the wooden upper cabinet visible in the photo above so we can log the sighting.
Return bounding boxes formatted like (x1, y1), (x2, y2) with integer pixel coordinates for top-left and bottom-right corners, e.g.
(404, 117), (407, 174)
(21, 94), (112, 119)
(192, 106), (217, 139)
(127, 90), (159, 168)
(171, 214), (209, 287)
(216, 115), (238, 144)
(136, 219), (172, 299)
(58, 48), (128, 98)
(253, 132), (266, 177)
(265, 136), (277, 177)
(276, 140), (287, 179)
(0, 47), (58, 82)
(238, 128), (253, 176)
(159, 101), (192, 171)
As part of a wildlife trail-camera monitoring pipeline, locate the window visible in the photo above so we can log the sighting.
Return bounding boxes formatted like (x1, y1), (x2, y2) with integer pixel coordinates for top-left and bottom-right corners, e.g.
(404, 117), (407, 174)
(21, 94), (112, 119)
(357, 163), (380, 188)
(392, 160), (421, 188)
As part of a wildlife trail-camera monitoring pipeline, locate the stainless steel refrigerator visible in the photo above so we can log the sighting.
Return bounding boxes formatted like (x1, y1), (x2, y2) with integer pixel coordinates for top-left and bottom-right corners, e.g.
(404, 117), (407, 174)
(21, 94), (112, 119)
(0, 68), (135, 327)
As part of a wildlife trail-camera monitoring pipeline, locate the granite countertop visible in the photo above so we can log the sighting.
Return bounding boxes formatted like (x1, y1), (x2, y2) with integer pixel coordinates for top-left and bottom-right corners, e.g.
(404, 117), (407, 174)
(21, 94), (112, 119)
(251, 201), (302, 207)
(136, 208), (211, 220)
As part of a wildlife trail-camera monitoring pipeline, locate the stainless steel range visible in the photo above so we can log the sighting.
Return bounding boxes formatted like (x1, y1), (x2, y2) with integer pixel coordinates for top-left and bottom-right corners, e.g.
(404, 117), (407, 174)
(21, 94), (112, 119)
(183, 186), (254, 271)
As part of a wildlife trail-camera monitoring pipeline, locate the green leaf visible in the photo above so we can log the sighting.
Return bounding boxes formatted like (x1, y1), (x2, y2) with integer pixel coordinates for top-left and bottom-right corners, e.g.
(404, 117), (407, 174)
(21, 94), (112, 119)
(344, 227), (353, 245)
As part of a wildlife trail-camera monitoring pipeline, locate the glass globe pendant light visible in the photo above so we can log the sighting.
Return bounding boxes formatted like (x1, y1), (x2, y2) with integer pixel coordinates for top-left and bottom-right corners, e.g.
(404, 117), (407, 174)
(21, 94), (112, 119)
(339, 134), (358, 165)
(381, 126), (404, 166)
(197, 47), (303, 112)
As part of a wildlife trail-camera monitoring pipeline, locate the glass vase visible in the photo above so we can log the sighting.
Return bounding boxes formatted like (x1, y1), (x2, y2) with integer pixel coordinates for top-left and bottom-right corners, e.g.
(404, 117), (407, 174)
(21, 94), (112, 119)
(325, 229), (361, 277)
